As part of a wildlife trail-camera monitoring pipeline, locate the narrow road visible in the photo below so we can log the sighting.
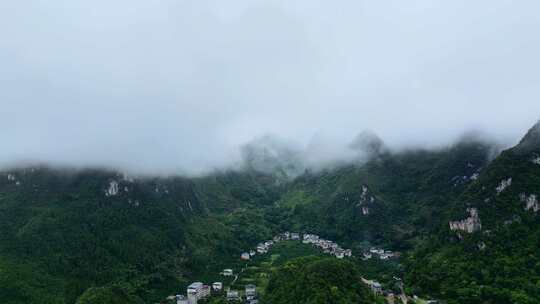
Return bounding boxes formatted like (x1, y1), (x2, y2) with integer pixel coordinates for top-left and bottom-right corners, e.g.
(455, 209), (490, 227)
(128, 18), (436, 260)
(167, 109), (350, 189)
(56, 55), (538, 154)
(230, 263), (247, 286)
(398, 284), (408, 304)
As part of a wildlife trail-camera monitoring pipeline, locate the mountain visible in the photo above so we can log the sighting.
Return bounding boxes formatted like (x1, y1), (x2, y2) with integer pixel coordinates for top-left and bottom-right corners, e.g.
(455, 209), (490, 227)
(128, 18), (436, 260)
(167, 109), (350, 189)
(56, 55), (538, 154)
(0, 167), (281, 304)
(277, 137), (495, 249)
(240, 135), (305, 180)
(515, 120), (540, 155)
(2, 124), (540, 304)
(405, 122), (540, 304)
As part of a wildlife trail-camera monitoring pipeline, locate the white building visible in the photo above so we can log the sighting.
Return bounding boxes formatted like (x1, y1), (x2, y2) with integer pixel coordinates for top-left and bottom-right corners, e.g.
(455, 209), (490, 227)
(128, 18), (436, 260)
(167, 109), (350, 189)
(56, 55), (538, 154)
(302, 234), (320, 244)
(222, 269), (233, 276)
(370, 248), (384, 255)
(212, 282), (223, 292)
(361, 278), (382, 295)
(187, 282), (203, 304)
(186, 282), (209, 303)
(176, 295), (189, 304)
(256, 244), (267, 254)
(245, 284), (257, 297)
(227, 290), (241, 301)
(372, 282), (382, 295)
(241, 252), (250, 260)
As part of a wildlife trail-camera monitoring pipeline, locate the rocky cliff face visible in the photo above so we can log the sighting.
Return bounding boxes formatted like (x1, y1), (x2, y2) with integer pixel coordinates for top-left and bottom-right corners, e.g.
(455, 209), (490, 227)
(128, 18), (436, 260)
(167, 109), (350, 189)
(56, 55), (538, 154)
(495, 177), (512, 195)
(449, 207), (482, 233)
(521, 193), (540, 212)
(356, 184), (377, 216)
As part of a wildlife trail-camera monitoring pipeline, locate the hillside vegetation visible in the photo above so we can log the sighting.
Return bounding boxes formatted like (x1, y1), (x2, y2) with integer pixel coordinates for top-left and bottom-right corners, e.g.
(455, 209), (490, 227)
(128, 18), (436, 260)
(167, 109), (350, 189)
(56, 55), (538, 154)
(1, 123), (540, 303)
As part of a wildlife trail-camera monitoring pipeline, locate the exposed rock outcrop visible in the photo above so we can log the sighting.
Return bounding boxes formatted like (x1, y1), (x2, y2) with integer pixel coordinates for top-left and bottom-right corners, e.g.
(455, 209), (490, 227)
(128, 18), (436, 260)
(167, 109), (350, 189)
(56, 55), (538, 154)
(357, 184), (376, 216)
(520, 193), (539, 212)
(361, 207), (370, 215)
(449, 208), (482, 233)
(495, 178), (512, 195)
(105, 180), (119, 197)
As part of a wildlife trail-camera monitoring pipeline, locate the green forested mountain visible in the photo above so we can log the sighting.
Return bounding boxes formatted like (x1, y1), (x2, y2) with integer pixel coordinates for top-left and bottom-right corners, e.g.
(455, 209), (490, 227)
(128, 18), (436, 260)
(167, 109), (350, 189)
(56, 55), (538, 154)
(405, 122), (540, 304)
(1, 124), (539, 304)
(0, 169), (281, 303)
(276, 137), (495, 249)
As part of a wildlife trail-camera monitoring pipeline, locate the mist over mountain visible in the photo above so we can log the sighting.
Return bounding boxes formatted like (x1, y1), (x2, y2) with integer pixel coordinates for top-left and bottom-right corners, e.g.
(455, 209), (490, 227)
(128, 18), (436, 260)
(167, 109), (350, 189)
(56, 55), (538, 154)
(2, 1), (540, 174)
(3, 2), (540, 304)
(515, 120), (540, 154)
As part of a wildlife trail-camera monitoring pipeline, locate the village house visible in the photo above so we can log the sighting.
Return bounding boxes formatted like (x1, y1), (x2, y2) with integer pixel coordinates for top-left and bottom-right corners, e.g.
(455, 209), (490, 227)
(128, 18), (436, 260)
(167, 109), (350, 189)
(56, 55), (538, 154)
(290, 232), (301, 240)
(212, 282), (223, 292)
(222, 269), (233, 276)
(226, 290), (241, 301)
(361, 278), (383, 295)
(370, 248), (384, 255)
(371, 282), (382, 295)
(256, 244), (265, 254)
(249, 250), (256, 256)
(175, 295), (189, 304)
(187, 282), (210, 303)
(318, 239), (331, 249)
(302, 234), (320, 244)
(241, 252), (250, 260)
(245, 284), (257, 297)
(256, 243), (268, 254)
(366, 247), (396, 260)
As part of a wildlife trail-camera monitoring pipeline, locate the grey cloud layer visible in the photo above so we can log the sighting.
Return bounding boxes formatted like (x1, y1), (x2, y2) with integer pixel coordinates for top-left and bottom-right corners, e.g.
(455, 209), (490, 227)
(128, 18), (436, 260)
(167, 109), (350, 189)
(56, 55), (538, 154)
(1, 0), (539, 174)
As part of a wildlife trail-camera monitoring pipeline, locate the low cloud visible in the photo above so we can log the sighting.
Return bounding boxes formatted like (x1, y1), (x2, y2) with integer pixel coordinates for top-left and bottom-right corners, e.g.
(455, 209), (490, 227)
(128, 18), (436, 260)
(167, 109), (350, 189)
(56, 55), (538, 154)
(1, 1), (540, 175)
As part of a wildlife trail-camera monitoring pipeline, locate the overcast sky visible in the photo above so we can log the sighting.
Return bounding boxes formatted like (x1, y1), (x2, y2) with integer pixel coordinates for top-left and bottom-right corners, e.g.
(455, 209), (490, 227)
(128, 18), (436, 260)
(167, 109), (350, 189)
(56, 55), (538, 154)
(1, 0), (540, 174)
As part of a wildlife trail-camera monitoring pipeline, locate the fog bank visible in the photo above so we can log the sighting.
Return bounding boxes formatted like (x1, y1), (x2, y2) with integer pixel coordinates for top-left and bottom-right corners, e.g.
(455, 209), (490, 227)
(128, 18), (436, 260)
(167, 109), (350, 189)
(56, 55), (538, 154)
(1, 1), (540, 175)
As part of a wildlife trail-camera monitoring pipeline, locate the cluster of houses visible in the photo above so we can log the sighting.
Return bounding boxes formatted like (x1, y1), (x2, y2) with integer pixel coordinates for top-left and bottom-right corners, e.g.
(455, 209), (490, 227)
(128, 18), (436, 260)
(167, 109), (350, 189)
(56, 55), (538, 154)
(361, 277), (383, 296)
(362, 247), (397, 260)
(239, 231), (299, 261)
(302, 233), (353, 259)
(172, 281), (258, 304)
(171, 282), (212, 304)
(224, 283), (258, 304)
(170, 233), (394, 304)
(239, 232), (353, 260)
